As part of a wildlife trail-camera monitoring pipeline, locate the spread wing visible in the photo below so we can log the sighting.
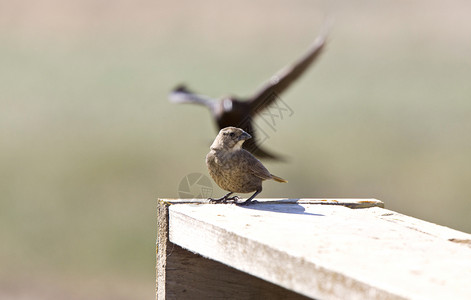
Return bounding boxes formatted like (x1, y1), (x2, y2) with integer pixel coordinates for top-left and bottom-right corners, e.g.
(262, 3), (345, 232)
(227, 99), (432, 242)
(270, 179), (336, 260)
(243, 137), (282, 160)
(247, 33), (327, 115)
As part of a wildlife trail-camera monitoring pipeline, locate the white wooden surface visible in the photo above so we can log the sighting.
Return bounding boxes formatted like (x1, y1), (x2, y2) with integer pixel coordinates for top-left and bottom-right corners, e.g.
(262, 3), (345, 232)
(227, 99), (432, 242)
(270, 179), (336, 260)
(161, 198), (471, 300)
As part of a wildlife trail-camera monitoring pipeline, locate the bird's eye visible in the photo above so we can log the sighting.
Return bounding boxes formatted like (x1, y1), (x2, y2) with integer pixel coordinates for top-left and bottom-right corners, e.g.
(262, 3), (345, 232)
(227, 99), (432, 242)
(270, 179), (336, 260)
(229, 132), (235, 137)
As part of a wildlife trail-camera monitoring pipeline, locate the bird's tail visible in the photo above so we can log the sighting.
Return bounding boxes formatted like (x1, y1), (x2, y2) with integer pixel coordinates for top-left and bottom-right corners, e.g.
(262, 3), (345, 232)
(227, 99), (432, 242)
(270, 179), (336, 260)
(271, 174), (288, 183)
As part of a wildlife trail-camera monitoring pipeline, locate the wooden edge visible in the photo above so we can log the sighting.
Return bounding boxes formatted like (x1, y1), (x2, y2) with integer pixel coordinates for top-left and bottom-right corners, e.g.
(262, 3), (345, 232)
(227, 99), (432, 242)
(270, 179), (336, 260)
(157, 199), (312, 299)
(370, 207), (471, 245)
(160, 242), (312, 299)
(168, 206), (403, 300)
(158, 198), (384, 209)
(156, 201), (170, 300)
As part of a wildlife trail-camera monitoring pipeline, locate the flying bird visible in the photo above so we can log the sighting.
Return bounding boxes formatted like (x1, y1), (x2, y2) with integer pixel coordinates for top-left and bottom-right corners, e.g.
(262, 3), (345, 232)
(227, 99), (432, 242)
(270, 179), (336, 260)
(170, 33), (327, 160)
(206, 127), (287, 205)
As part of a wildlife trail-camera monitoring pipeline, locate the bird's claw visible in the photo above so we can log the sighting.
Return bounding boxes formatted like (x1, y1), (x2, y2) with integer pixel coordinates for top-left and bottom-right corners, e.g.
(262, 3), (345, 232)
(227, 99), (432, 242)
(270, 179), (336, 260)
(208, 195), (239, 204)
(226, 196), (239, 202)
(208, 197), (224, 204)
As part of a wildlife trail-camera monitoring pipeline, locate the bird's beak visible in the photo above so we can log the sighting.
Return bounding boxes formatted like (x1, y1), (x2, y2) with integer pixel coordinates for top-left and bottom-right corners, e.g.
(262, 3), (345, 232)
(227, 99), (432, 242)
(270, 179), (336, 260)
(238, 131), (252, 141)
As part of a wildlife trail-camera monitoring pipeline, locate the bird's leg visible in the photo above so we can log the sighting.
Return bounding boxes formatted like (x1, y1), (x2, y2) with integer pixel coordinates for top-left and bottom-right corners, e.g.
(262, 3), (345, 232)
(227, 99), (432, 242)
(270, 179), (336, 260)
(238, 187), (262, 206)
(225, 195), (240, 202)
(208, 192), (233, 204)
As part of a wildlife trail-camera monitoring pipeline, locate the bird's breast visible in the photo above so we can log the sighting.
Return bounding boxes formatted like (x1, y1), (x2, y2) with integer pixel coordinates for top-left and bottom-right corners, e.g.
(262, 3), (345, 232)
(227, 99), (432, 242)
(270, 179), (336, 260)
(206, 150), (261, 193)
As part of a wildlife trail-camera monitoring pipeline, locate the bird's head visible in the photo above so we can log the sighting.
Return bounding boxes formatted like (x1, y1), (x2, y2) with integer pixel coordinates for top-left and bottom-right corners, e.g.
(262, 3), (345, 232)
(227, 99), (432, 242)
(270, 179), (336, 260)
(210, 127), (252, 151)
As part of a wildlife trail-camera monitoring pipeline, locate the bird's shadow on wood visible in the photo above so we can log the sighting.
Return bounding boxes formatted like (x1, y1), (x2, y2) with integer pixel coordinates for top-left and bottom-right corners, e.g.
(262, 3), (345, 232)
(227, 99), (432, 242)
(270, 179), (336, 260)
(240, 200), (324, 216)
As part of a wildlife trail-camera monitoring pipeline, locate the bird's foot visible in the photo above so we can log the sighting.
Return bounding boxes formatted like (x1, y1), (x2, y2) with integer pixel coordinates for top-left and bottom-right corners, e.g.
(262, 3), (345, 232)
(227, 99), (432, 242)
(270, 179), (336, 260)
(208, 194), (239, 204)
(225, 196), (239, 203)
(208, 197), (225, 204)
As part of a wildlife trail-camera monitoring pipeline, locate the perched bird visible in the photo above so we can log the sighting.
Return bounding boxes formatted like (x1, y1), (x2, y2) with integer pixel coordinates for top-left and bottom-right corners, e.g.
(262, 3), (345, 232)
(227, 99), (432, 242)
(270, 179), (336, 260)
(206, 127), (287, 205)
(170, 33), (327, 160)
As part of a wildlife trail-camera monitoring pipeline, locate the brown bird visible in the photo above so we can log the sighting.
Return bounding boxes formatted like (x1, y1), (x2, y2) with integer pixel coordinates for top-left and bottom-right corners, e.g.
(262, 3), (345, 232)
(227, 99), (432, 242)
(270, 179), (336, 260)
(170, 33), (327, 160)
(206, 127), (287, 205)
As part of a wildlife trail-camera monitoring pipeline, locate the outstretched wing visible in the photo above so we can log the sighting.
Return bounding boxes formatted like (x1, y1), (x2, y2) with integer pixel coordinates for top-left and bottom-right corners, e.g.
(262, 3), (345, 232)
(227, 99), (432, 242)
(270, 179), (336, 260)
(168, 84), (216, 108)
(243, 138), (282, 160)
(247, 33), (327, 115)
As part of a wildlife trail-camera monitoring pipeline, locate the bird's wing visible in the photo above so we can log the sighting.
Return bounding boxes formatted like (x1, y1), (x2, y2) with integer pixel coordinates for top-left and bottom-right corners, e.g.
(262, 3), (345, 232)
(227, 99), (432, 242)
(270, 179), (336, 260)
(247, 33), (327, 115)
(168, 84), (216, 108)
(241, 150), (273, 180)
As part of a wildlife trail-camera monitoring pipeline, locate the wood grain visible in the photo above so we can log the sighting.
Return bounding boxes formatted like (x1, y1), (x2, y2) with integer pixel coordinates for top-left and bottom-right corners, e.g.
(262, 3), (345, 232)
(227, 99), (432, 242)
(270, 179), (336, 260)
(157, 200), (311, 300)
(160, 198), (471, 300)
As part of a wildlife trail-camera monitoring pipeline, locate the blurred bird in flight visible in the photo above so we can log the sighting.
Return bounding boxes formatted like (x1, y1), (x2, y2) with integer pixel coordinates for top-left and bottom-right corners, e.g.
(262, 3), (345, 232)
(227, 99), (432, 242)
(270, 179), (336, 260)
(169, 32), (327, 160)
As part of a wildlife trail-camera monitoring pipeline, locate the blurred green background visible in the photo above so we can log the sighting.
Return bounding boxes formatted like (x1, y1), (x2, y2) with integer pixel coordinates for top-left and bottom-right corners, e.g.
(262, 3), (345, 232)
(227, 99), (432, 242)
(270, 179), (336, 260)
(1, 0), (470, 298)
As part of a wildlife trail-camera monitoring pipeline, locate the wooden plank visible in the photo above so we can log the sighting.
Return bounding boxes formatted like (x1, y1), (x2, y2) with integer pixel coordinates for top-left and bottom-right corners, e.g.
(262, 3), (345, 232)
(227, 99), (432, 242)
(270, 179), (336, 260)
(156, 200), (169, 299)
(160, 198), (384, 208)
(159, 243), (311, 300)
(165, 198), (471, 300)
(156, 200), (311, 299)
